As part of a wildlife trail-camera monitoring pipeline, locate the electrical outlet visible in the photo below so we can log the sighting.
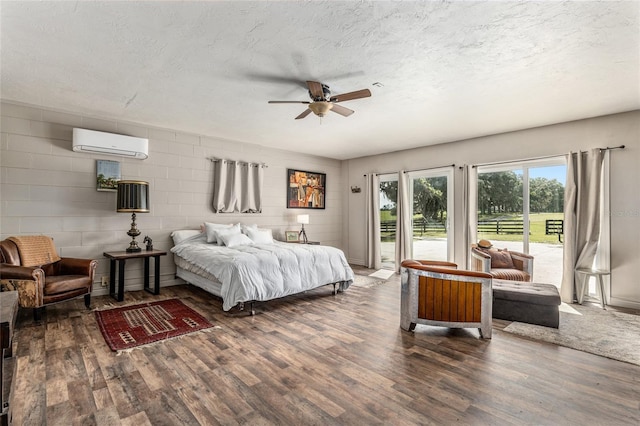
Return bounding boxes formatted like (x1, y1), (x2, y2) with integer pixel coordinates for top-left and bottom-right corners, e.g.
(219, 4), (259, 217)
(101, 276), (109, 287)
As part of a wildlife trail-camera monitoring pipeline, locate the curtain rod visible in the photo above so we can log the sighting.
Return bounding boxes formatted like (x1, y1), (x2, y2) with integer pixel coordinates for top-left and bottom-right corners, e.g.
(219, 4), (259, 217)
(363, 171), (396, 177)
(470, 145), (625, 169)
(363, 164), (455, 177)
(471, 154), (564, 169)
(402, 164), (455, 174)
(209, 158), (268, 168)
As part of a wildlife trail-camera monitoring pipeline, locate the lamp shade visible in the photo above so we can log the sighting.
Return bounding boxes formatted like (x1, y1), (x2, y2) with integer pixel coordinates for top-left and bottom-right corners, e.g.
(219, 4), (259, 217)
(116, 180), (150, 212)
(296, 214), (309, 225)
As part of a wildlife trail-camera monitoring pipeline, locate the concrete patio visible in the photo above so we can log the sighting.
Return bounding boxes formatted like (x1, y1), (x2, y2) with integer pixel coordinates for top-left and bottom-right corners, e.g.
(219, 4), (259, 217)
(382, 238), (563, 287)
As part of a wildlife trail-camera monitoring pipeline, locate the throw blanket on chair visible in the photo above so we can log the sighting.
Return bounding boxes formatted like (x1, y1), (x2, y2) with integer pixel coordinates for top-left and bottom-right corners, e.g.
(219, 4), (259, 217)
(7, 236), (61, 267)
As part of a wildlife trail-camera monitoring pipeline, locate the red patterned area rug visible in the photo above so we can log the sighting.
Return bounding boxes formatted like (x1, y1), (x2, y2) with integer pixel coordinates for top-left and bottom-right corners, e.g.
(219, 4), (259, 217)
(95, 299), (215, 352)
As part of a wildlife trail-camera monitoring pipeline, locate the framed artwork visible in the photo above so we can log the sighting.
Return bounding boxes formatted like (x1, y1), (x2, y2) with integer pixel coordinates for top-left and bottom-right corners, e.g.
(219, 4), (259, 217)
(284, 231), (299, 242)
(96, 160), (121, 192)
(287, 169), (326, 209)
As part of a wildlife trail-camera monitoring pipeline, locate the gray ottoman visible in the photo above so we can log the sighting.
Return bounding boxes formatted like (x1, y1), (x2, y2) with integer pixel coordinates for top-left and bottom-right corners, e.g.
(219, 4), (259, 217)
(492, 280), (561, 328)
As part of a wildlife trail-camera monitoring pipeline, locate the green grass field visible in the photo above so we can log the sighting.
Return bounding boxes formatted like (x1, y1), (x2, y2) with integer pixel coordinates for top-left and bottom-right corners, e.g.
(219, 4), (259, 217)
(380, 212), (564, 244)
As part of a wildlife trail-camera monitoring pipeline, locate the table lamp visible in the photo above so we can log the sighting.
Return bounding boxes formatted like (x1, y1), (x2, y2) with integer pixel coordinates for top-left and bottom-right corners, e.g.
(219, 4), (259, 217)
(297, 214), (309, 244)
(117, 180), (149, 252)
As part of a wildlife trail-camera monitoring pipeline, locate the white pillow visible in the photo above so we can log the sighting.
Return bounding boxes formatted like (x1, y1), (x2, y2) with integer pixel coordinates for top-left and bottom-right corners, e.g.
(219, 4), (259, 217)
(216, 224), (242, 245)
(246, 227), (273, 244)
(222, 232), (254, 248)
(171, 229), (201, 245)
(241, 223), (258, 234)
(204, 222), (232, 244)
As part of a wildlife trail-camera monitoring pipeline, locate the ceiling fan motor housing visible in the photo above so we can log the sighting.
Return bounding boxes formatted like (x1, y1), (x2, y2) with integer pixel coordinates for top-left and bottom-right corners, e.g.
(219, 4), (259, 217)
(309, 84), (331, 101)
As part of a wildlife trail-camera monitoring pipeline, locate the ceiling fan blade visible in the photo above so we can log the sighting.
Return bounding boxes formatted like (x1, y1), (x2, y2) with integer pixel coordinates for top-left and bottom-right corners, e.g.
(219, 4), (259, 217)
(330, 103), (354, 117)
(295, 109), (312, 120)
(330, 88), (371, 103)
(306, 81), (324, 99)
(268, 100), (310, 104)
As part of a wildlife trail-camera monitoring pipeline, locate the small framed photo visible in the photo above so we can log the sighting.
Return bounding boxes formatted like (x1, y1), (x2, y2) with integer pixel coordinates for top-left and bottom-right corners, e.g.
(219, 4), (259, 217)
(285, 231), (299, 242)
(96, 160), (120, 192)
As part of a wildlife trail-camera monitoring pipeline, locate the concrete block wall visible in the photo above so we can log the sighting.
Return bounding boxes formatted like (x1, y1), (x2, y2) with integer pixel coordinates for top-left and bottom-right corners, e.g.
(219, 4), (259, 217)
(0, 101), (344, 295)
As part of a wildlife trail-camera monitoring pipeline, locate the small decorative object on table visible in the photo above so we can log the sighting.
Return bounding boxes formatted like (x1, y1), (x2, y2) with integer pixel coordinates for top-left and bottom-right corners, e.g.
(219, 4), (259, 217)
(144, 236), (153, 251)
(284, 231), (299, 242)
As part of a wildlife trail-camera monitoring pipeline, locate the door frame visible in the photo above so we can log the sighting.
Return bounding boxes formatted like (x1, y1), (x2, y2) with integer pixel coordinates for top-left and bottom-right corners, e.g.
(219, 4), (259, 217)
(408, 167), (455, 262)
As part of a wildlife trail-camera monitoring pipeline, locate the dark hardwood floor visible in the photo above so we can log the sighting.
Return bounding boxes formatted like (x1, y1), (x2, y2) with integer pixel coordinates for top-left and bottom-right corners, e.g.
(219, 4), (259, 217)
(10, 267), (640, 425)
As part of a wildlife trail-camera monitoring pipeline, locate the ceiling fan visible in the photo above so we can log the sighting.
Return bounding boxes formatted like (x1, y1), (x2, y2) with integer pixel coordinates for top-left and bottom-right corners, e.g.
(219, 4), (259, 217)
(268, 80), (371, 120)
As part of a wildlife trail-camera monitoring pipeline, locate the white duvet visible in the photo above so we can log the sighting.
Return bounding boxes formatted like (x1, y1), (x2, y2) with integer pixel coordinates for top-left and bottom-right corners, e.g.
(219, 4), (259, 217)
(171, 233), (354, 311)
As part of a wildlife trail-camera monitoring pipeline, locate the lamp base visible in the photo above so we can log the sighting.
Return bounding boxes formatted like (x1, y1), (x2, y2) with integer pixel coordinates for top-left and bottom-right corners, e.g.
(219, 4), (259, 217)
(299, 226), (308, 244)
(126, 245), (142, 253)
(125, 212), (142, 253)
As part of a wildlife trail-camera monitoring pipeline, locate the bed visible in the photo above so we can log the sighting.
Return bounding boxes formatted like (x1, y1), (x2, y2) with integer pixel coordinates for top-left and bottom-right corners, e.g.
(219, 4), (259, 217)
(170, 227), (354, 313)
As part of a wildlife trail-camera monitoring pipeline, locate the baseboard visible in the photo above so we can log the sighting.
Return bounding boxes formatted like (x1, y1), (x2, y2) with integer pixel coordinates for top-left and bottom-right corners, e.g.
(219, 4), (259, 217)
(91, 278), (184, 297)
(608, 296), (640, 310)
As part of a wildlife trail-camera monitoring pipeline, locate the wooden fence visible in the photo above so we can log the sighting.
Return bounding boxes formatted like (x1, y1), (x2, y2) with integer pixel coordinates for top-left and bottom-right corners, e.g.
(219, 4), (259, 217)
(477, 220), (524, 234)
(380, 218), (446, 235)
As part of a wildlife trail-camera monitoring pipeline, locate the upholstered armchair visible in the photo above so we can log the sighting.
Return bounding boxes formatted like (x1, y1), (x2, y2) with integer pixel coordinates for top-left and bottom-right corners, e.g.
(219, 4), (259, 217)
(470, 245), (534, 282)
(0, 236), (97, 321)
(400, 260), (493, 339)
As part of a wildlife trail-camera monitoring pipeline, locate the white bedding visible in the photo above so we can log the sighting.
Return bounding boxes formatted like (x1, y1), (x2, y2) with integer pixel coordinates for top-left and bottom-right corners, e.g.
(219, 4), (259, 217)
(171, 233), (354, 310)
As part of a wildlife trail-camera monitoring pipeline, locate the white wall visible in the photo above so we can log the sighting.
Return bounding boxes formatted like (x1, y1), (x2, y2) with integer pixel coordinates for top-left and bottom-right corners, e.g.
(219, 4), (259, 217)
(0, 101), (344, 295)
(344, 110), (640, 309)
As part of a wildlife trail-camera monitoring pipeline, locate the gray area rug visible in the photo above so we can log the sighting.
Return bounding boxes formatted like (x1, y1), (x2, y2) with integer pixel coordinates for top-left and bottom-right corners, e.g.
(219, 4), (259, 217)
(352, 274), (388, 288)
(504, 303), (640, 366)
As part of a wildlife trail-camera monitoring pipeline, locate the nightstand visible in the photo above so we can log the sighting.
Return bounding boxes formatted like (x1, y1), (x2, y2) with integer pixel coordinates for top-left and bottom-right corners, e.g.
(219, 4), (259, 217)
(103, 250), (167, 302)
(287, 241), (320, 245)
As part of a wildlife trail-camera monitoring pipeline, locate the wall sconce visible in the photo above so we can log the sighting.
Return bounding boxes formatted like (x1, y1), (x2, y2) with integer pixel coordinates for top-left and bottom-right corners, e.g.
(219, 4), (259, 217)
(351, 186), (361, 193)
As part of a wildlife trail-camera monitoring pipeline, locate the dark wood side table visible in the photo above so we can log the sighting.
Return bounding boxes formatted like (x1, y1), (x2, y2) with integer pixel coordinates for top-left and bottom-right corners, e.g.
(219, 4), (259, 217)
(0, 291), (18, 426)
(286, 241), (320, 245)
(103, 250), (167, 302)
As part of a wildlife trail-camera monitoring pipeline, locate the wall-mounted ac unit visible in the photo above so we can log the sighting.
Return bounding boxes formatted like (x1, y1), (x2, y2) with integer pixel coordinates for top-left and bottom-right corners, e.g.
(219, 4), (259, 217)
(72, 128), (149, 159)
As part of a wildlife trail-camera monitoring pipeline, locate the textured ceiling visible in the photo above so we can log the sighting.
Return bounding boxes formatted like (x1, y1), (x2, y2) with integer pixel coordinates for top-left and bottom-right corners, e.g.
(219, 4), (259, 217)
(1, 1), (638, 160)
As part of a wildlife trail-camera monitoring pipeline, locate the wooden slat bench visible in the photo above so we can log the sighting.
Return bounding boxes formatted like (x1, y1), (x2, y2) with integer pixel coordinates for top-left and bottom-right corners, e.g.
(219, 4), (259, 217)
(545, 219), (564, 242)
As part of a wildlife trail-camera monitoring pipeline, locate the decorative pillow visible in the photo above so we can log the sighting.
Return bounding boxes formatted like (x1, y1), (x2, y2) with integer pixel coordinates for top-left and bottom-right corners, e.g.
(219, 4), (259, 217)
(487, 249), (515, 269)
(216, 224), (242, 245)
(221, 232), (254, 248)
(171, 229), (202, 245)
(204, 222), (233, 244)
(246, 227), (273, 244)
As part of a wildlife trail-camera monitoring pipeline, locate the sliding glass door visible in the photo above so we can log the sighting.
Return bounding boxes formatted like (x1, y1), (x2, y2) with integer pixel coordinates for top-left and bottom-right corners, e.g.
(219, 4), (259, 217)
(409, 168), (454, 262)
(477, 158), (566, 285)
(379, 174), (398, 270)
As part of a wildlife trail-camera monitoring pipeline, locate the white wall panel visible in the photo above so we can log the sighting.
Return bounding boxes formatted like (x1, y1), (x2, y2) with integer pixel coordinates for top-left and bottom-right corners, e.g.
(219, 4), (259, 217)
(1, 100), (344, 297)
(344, 110), (640, 308)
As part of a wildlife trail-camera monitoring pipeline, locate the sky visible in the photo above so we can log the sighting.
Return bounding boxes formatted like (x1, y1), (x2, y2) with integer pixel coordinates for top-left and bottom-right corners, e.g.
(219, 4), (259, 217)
(517, 165), (566, 185)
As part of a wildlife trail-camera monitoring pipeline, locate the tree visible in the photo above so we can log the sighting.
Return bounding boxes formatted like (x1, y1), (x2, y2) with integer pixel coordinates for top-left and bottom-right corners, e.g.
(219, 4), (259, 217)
(379, 181), (398, 215)
(478, 171), (522, 214)
(530, 177), (564, 212)
(413, 177), (446, 222)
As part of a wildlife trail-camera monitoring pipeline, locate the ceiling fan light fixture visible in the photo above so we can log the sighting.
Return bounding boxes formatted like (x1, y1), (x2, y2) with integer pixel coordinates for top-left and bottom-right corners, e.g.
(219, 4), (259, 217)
(308, 101), (333, 117)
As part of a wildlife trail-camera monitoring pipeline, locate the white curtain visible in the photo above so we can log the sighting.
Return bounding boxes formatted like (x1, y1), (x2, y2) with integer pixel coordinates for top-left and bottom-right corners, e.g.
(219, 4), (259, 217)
(395, 171), (412, 272)
(462, 165), (478, 269)
(212, 160), (263, 213)
(560, 148), (606, 303)
(239, 163), (263, 213)
(365, 173), (381, 269)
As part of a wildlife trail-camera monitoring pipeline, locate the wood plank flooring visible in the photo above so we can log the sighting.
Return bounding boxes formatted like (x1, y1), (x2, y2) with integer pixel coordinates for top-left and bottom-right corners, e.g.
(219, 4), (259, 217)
(9, 268), (640, 425)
